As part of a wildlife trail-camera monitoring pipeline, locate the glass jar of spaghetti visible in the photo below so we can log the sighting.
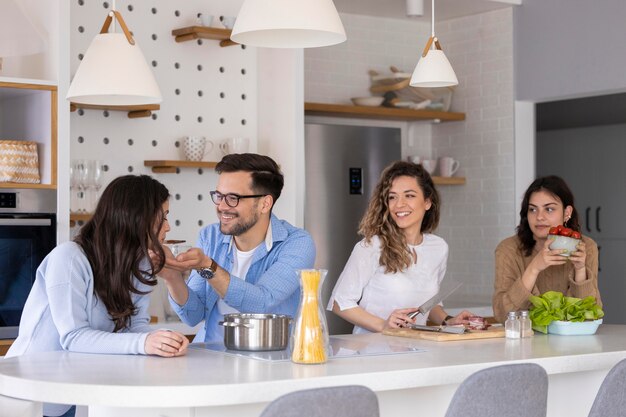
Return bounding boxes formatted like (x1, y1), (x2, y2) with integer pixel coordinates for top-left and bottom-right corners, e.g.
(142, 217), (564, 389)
(290, 269), (330, 364)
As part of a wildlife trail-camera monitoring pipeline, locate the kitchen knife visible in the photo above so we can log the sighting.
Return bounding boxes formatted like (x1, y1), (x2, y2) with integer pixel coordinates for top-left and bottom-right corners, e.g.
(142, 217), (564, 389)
(410, 324), (466, 334)
(407, 280), (463, 320)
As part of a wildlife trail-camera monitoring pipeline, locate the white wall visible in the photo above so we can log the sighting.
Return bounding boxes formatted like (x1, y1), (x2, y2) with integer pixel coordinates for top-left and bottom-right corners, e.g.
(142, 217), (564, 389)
(69, 0), (254, 244)
(257, 49), (305, 227)
(514, 0), (626, 102)
(0, 0), (58, 81)
(432, 9), (515, 305)
(304, 8), (516, 306)
(305, 13), (430, 104)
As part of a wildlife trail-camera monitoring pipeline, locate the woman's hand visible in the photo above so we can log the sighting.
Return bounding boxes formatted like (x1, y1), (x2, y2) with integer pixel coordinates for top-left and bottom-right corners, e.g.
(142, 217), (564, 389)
(149, 247), (185, 282)
(165, 247), (208, 271)
(569, 240), (587, 271)
(446, 310), (473, 325)
(145, 330), (189, 357)
(530, 239), (567, 274)
(384, 308), (418, 329)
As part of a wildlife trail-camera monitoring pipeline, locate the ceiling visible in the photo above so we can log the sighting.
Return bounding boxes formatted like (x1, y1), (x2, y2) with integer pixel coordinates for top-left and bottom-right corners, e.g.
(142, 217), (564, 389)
(332, 0), (521, 21)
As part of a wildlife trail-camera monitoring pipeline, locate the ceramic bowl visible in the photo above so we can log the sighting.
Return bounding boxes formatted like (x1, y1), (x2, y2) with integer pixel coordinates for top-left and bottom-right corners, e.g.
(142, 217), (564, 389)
(547, 319), (602, 335)
(549, 235), (581, 257)
(351, 97), (384, 107)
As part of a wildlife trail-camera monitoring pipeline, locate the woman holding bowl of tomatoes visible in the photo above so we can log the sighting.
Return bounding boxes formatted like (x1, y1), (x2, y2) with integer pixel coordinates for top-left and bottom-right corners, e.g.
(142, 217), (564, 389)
(492, 175), (601, 323)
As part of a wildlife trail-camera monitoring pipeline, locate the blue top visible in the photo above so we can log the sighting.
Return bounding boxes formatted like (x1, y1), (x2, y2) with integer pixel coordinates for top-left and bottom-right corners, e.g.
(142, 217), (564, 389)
(5, 242), (155, 416)
(171, 214), (316, 343)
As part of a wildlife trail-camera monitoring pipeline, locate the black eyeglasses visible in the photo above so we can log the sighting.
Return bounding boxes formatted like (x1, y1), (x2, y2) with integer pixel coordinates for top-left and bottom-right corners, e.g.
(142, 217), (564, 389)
(209, 191), (267, 208)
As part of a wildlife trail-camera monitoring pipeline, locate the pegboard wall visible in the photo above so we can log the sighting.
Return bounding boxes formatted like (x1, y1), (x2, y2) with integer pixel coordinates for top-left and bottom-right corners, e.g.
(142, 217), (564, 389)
(70, 0), (256, 244)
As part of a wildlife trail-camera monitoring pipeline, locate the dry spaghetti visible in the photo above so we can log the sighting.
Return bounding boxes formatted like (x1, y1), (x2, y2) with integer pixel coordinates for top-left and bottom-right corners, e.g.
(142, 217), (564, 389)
(291, 269), (328, 364)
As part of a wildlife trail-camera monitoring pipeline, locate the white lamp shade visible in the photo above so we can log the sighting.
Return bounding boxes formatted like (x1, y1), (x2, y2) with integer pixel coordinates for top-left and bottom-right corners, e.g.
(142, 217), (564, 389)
(231, 0), (347, 48)
(410, 49), (458, 88)
(406, 0), (424, 17)
(66, 33), (162, 106)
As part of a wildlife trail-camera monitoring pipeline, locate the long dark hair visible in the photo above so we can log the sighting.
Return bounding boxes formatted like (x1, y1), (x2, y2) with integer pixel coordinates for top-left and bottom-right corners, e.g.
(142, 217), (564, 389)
(359, 161), (441, 273)
(516, 175), (579, 256)
(75, 175), (169, 332)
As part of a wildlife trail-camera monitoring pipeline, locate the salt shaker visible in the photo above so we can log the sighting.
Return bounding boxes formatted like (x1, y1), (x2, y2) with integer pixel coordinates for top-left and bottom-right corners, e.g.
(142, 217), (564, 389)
(519, 310), (533, 338)
(505, 311), (520, 339)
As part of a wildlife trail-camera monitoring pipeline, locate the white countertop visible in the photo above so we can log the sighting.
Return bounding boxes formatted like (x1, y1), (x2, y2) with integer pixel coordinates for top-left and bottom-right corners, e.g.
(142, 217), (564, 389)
(1, 325), (626, 411)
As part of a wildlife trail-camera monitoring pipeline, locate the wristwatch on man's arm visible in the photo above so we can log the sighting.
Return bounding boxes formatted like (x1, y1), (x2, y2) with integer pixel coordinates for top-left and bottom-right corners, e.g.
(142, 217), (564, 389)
(196, 258), (218, 280)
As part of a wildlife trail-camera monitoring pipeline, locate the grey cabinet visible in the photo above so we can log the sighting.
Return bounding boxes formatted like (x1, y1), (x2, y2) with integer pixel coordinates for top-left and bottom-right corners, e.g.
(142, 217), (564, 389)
(537, 124), (626, 323)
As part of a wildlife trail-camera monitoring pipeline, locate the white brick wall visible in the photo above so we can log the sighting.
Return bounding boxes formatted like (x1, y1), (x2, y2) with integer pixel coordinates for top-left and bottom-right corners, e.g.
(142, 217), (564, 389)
(305, 14), (430, 104)
(304, 8), (516, 308)
(433, 8), (515, 306)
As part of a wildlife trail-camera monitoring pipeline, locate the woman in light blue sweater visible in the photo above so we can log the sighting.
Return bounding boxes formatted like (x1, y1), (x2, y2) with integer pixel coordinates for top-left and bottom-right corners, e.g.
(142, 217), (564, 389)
(6, 175), (189, 417)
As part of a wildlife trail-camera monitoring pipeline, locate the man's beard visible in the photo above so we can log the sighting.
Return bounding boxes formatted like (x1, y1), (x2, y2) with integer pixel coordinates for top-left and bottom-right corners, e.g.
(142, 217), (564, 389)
(220, 211), (259, 236)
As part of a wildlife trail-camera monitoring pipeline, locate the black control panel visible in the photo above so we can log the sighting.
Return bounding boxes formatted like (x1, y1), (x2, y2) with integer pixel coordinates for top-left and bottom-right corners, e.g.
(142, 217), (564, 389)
(0, 192), (17, 208)
(349, 168), (362, 195)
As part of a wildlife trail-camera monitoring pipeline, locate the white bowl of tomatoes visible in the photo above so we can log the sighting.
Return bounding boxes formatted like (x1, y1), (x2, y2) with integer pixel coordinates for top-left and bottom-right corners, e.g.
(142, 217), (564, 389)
(548, 225), (581, 257)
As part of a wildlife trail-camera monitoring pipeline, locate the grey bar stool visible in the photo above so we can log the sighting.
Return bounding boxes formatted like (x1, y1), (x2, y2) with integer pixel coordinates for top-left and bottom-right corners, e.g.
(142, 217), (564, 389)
(445, 363), (548, 417)
(259, 385), (379, 417)
(587, 358), (626, 417)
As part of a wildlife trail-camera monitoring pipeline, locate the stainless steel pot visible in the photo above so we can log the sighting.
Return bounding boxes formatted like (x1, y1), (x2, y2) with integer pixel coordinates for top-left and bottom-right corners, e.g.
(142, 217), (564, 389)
(218, 313), (291, 351)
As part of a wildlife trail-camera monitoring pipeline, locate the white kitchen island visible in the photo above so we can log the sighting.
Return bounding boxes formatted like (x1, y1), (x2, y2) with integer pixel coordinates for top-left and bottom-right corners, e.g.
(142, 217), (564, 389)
(1, 325), (626, 417)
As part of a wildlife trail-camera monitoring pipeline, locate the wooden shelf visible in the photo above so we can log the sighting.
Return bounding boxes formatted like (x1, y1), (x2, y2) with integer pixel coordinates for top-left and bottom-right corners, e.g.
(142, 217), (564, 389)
(432, 176), (466, 185)
(171, 26), (237, 47)
(69, 213), (92, 227)
(0, 183), (56, 189)
(0, 339), (13, 356)
(144, 160), (218, 174)
(70, 103), (159, 118)
(304, 102), (465, 122)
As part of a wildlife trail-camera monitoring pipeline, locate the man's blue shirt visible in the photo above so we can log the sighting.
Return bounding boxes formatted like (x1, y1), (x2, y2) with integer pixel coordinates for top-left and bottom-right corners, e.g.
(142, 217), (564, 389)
(170, 214), (316, 342)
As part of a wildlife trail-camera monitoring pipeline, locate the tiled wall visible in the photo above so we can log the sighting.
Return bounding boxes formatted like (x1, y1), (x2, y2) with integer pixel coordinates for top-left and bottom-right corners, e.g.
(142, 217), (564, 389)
(305, 14), (430, 104)
(304, 9), (515, 306)
(433, 9), (515, 305)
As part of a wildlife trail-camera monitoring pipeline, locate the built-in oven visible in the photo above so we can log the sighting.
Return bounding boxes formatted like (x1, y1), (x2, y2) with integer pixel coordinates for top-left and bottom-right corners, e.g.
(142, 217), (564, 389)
(0, 189), (56, 339)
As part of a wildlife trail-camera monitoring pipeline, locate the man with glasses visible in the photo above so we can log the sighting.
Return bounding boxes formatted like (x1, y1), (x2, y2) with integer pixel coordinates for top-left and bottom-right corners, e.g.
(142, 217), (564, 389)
(159, 153), (316, 343)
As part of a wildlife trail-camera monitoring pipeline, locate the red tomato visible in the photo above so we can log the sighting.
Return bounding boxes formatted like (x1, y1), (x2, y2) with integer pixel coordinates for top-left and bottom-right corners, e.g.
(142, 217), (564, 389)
(571, 231), (581, 239)
(549, 226), (559, 235)
(560, 227), (573, 237)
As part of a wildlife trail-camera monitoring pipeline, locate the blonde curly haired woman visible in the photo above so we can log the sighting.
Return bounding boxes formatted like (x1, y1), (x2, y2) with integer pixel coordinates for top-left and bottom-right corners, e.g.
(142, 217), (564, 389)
(328, 161), (472, 334)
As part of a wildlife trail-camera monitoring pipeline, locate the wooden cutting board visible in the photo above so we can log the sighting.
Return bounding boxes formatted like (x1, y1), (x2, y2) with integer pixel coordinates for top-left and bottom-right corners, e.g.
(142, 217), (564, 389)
(383, 326), (506, 342)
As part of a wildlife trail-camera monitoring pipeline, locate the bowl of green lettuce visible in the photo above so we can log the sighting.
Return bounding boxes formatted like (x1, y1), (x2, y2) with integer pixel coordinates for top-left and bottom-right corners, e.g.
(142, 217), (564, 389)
(529, 291), (604, 335)
(547, 319), (603, 335)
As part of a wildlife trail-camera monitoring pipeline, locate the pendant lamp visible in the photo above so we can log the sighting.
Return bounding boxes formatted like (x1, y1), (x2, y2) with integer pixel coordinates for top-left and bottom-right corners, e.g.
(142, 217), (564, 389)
(410, 0), (458, 88)
(66, 10), (162, 106)
(230, 0), (346, 48)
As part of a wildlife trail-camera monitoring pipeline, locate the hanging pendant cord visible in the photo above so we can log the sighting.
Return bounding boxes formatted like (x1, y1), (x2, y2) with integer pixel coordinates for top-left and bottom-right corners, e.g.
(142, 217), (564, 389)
(431, 0), (435, 37)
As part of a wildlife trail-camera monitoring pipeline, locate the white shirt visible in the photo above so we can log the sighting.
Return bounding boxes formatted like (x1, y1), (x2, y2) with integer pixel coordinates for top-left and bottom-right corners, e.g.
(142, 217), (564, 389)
(328, 234), (449, 334)
(217, 244), (257, 315)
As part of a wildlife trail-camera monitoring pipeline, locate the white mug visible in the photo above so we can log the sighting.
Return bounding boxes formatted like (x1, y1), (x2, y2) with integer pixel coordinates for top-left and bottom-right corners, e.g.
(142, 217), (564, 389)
(196, 13), (213, 27)
(438, 157), (460, 177)
(219, 138), (250, 155)
(221, 16), (236, 29)
(183, 136), (214, 161)
(407, 155), (422, 165)
(421, 159), (438, 175)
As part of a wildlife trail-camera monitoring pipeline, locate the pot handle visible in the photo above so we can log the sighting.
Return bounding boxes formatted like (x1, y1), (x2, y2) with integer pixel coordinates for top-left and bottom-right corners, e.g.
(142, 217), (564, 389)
(218, 321), (254, 328)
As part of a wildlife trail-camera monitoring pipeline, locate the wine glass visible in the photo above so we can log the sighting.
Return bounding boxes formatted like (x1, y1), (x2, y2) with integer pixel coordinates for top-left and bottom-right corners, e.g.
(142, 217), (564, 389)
(70, 160), (87, 214)
(86, 160), (103, 213)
